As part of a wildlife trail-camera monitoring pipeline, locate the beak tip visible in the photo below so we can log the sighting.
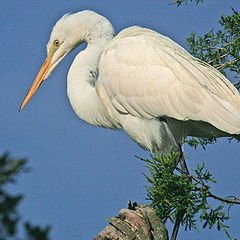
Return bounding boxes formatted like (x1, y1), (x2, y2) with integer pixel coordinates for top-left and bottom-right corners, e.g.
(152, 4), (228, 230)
(19, 102), (25, 112)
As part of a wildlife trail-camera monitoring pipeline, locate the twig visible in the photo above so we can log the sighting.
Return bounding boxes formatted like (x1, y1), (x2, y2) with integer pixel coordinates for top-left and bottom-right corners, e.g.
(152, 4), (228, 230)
(209, 54), (228, 65)
(207, 192), (240, 205)
(208, 46), (225, 50)
(214, 59), (238, 70)
(176, 167), (240, 205)
(189, 174), (240, 205)
(208, 42), (233, 51)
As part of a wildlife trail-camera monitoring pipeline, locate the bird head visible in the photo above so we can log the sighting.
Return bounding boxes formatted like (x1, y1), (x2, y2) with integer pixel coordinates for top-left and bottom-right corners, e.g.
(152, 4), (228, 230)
(19, 10), (114, 111)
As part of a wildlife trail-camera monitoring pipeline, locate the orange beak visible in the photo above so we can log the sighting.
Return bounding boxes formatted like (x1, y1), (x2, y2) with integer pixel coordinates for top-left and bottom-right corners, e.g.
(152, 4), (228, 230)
(19, 54), (53, 112)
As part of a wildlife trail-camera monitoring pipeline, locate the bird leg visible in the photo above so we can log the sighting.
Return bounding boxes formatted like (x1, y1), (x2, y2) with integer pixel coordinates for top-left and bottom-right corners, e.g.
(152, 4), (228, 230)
(167, 145), (189, 240)
(171, 144), (190, 240)
(171, 210), (184, 240)
(160, 121), (190, 240)
(161, 120), (189, 175)
(177, 144), (190, 176)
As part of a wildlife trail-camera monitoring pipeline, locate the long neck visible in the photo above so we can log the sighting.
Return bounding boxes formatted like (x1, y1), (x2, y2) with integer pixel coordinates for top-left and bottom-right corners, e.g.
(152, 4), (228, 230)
(67, 38), (118, 129)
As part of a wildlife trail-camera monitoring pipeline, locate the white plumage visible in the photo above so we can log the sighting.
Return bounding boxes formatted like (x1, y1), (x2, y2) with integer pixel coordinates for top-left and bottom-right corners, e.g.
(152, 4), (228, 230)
(20, 10), (240, 155)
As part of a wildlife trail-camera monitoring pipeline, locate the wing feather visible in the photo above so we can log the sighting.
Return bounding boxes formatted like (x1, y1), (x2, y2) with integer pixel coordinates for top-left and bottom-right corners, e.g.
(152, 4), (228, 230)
(98, 26), (240, 135)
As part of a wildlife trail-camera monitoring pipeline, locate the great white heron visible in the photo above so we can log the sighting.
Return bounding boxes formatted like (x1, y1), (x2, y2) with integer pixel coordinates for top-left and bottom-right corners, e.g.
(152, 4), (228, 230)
(20, 10), (240, 155)
(19, 10), (240, 240)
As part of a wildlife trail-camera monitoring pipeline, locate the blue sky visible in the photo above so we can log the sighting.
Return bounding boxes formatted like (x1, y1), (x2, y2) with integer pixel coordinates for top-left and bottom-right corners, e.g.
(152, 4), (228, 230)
(0, 0), (240, 239)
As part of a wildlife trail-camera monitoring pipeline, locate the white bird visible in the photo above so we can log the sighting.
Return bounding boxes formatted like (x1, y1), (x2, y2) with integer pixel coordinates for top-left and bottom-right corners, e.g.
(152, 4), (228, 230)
(20, 10), (240, 158)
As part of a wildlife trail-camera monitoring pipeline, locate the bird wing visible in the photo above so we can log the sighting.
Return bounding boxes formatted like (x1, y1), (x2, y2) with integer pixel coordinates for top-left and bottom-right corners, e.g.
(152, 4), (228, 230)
(98, 26), (240, 135)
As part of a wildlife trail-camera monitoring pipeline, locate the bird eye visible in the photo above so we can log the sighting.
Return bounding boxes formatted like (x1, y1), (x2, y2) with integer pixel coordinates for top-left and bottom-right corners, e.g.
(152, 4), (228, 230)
(54, 40), (60, 46)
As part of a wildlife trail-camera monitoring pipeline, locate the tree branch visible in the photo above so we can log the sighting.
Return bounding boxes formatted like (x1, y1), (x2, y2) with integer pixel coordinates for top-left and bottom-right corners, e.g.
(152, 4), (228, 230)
(95, 204), (169, 240)
(175, 167), (240, 205)
(207, 192), (240, 205)
(188, 173), (240, 205)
